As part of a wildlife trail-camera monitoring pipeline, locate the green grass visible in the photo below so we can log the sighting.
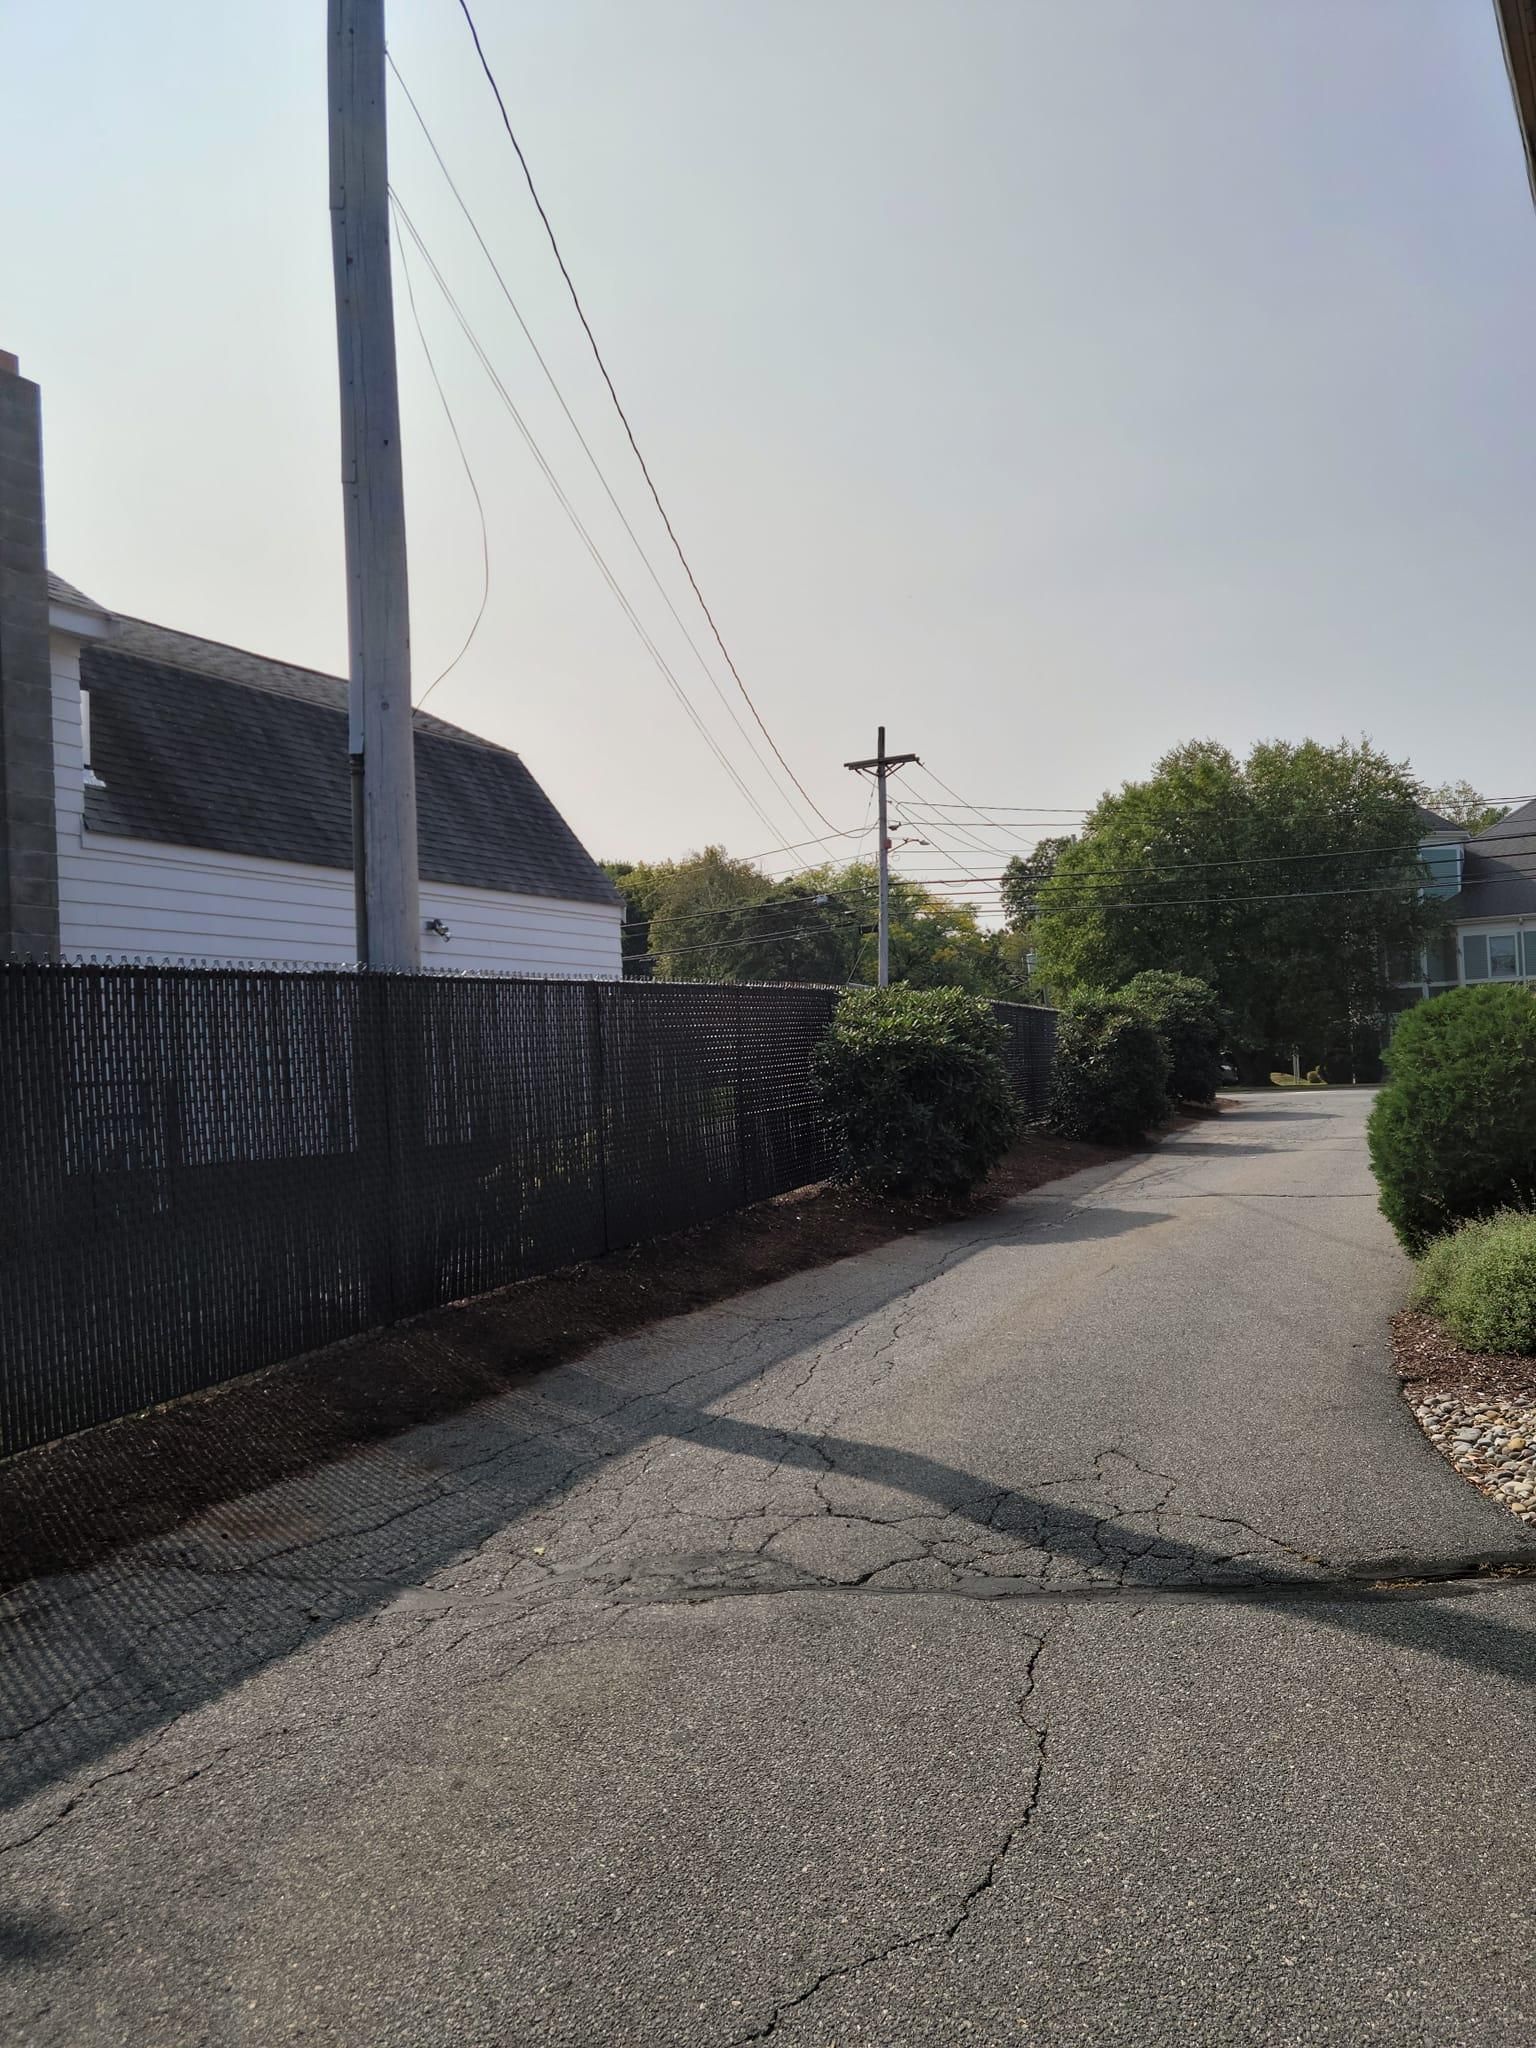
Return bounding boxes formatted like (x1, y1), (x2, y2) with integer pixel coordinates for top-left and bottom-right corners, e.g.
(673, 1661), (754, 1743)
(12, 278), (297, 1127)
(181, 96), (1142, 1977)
(1413, 1210), (1536, 1354)
(1269, 1072), (1327, 1088)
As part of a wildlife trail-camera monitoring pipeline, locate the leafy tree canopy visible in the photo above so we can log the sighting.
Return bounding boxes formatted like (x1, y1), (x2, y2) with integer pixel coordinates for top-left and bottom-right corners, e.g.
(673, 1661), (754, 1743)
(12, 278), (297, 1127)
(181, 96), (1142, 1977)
(1028, 738), (1442, 1072)
(1419, 780), (1508, 835)
(1000, 835), (1075, 933)
(602, 850), (1025, 994)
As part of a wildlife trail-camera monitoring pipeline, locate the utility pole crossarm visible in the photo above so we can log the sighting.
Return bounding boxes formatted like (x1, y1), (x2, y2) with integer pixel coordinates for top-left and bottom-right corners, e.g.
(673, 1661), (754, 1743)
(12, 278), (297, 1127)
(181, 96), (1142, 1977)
(844, 727), (915, 988)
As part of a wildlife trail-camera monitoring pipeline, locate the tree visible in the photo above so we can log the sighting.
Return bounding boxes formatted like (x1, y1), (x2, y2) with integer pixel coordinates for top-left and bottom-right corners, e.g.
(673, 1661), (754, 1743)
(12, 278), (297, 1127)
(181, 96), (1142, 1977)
(602, 848), (859, 982)
(602, 861), (656, 976)
(1420, 781), (1507, 835)
(1000, 836), (1075, 933)
(599, 850), (1028, 993)
(1029, 738), (1443, 1076)
(810, 862), (1028, 995)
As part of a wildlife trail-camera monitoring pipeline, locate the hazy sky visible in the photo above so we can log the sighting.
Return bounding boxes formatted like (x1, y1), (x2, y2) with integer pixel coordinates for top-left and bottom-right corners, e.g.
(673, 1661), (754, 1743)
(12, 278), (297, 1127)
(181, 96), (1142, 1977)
(4, 1), (1535, 900)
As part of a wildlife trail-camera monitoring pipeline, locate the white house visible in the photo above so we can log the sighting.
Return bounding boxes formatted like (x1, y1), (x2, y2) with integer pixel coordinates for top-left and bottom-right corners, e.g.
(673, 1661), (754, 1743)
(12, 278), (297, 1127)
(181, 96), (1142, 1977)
(0, 350), (620, 977)
(44, 575), (623, 975)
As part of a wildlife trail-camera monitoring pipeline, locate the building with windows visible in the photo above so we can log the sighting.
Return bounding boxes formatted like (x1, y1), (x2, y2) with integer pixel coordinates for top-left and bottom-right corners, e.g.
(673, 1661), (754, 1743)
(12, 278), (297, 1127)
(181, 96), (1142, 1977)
(1389, 800), (1536, 1010)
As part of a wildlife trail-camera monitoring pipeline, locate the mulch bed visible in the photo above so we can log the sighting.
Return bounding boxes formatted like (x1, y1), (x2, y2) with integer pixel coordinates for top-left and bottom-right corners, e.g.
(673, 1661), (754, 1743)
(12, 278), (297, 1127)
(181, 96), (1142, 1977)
(1394, 1309), (1536, 1528)
(0, 1128), (1133, 1591)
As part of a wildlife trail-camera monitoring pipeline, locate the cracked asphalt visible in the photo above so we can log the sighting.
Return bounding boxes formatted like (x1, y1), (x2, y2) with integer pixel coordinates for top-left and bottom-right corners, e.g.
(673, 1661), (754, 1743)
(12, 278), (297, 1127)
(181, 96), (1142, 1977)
(6, 1090), (1536, 2045)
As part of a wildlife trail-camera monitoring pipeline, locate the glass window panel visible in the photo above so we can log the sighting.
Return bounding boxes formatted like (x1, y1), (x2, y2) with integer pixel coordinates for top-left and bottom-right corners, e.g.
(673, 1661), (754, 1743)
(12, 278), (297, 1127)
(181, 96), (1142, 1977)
(1524, 930), (1536, 979)
(1490, 933), (1520, 979)
(1426, 931), (1459, 985)
(1463, 933), (1489, 981)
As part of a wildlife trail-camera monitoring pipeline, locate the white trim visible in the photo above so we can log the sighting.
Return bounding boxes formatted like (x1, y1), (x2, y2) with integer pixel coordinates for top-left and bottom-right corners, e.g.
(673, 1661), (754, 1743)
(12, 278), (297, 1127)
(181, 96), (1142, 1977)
(47, 598), (110, 640)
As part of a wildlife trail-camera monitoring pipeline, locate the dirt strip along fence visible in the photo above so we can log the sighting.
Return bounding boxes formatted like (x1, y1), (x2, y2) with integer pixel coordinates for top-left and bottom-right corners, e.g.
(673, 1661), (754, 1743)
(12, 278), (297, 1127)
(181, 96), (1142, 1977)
(0, 963), (1056, 1456)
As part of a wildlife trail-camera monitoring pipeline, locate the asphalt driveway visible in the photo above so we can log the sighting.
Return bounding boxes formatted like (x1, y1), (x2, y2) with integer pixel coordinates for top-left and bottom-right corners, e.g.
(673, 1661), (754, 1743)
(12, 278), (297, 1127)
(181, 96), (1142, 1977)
(5, 1090), (1536, 2045)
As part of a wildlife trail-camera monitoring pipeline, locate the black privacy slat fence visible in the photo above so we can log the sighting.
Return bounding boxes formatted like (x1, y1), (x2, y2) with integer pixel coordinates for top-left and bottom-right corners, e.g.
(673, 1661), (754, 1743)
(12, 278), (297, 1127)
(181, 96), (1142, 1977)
(0, 964), (1055, 1456)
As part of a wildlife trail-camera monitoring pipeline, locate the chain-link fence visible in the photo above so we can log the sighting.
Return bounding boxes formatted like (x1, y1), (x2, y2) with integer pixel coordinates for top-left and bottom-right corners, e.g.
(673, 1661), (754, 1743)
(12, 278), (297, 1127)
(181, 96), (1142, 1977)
(0, 964), (1055, 1455)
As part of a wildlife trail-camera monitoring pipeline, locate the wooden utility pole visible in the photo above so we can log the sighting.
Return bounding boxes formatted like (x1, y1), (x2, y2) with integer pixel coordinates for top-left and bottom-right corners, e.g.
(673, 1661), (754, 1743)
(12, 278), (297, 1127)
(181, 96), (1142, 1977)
(329, 0), (420, 969)
(845, 727), (918, 986)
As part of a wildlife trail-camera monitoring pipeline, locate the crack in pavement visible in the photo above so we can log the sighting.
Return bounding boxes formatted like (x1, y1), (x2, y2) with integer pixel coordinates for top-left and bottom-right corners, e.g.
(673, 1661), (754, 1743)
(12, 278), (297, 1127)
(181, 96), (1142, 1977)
(5, 1152), (1522, 1899)
(726, 1633), (1052, 2044)
(603, 1555), (1536, 1610)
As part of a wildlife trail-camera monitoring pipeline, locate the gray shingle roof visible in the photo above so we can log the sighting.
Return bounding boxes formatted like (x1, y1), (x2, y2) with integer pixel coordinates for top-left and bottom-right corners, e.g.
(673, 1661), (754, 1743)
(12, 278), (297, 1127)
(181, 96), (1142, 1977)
(46, 571), (108, 616)
(1441, 797), (1536, 923)
(61, 581), (617, 908)
(1415, 805), (1465, 836)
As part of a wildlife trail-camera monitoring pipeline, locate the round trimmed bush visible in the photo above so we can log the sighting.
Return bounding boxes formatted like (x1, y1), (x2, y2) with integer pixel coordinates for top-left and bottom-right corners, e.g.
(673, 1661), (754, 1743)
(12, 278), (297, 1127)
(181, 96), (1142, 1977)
(1414, 1211), (1536, 1354)
(1049, 992), (1171, 1145)
(1368, 984), (1536, 1251)
(1118, 970), (1225, 1104)
(813, 985), (1020, 1200)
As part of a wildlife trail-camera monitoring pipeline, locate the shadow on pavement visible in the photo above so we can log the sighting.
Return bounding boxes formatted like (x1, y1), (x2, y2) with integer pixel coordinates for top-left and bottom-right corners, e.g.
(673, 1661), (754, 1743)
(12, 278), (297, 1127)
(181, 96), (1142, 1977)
(1137, 1139), (1292, 1158)
(1217, 1106), (1339, 1122)
(10, 1160), (1523, 1828)
(0, 1196), (1166, 1814)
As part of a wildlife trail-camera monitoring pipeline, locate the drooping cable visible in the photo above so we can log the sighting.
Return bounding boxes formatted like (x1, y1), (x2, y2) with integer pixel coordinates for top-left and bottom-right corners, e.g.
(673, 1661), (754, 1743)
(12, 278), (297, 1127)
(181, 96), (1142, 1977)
(449, 0), (837, 830)
(390, 190), (799, 853)
(388, 54), (819, 838)
(392, 217), (491, 705)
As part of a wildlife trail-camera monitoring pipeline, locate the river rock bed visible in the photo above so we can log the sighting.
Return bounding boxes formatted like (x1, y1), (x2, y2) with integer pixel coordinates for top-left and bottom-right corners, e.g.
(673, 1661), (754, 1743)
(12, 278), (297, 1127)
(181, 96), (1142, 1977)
(1406, 1389), (1536, 1524)
(1396, 1309), (1536, 1527)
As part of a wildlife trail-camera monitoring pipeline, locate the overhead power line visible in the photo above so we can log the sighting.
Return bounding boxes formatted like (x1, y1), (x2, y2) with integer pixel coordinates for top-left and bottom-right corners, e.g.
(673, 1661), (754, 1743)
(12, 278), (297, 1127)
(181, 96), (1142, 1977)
(891, 806), (1074, 851)
(389, 190), (800, 854)
(858, 869), (1531, 913)
(392, 217), (491, 704)
(909, 802), (1093, 816)
(909, 762), (1038, 860)
(387, 55), (819, 843)
(900, 792), (1536, 822)
(738, 824), (868, 864)
(449, 0), (836, 831)
(888, 768), (992, 886)
(618, 888), (866, 930)
(631, 914), (864, 961)
(886, 816), (1469, 886)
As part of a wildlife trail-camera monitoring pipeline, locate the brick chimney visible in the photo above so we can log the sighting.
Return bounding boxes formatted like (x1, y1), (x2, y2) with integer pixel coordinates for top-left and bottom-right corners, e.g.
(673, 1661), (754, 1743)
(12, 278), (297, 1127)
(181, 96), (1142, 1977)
(0, 352), (60, 958)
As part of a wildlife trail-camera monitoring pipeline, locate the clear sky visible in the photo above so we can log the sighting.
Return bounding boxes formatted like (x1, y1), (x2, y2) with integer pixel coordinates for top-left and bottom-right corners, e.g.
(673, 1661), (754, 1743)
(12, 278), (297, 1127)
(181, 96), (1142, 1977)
(3, 1), (1535, 900)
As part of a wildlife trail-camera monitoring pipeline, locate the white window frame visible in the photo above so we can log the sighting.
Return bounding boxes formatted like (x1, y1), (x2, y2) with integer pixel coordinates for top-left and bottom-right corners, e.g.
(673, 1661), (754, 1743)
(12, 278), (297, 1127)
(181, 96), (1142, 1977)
(1461, 928), (1524, 983)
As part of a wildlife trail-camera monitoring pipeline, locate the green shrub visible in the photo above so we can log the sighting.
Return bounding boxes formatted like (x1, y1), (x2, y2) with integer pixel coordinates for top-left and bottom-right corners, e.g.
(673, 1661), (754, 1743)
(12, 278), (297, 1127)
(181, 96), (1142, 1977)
(1368, 984), (1536, 1251)
(1414, 1211), (1536, 1353)
(1049, 991), (1171, 1144)
(813, 985), (1020, 1200)
(1117, 971), (1225, 1104)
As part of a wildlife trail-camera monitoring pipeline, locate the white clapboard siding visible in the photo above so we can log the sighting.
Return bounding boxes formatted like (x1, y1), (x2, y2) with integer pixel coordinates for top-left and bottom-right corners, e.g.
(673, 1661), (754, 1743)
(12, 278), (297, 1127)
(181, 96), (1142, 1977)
(49, 631), (622, 977)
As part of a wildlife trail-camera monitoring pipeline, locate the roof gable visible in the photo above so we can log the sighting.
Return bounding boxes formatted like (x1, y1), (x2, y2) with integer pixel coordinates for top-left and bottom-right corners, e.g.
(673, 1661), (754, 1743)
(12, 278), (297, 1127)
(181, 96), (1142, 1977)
(1416, 805), (1464, 835)
(1471, 795), (1536, 842)
(1442, 797), (1536, 922)
(76, 636), (618, 909)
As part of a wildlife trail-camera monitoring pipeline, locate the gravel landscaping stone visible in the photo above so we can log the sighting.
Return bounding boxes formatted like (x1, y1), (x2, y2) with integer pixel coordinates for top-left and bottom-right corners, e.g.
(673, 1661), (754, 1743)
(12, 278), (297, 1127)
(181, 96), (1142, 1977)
(1397, 1310), (1536, 1527)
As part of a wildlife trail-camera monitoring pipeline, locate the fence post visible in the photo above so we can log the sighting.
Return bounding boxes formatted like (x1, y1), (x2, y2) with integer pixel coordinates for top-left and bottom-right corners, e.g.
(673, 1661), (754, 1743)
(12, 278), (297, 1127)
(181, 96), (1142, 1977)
(733, 986), (752, 1206)
(586, 980), (612, 1254)
(360, 970), (401, 1323)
